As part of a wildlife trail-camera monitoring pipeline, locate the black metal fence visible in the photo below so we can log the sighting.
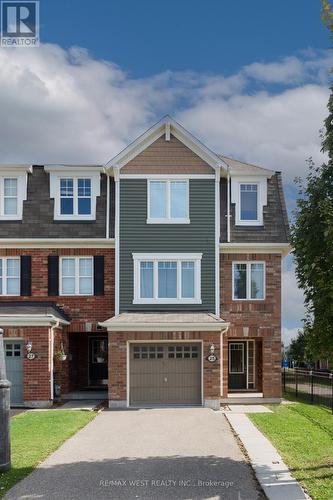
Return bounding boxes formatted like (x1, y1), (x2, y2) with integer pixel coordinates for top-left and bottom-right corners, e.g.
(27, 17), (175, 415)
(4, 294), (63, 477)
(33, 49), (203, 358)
(282, 368), (333, 413)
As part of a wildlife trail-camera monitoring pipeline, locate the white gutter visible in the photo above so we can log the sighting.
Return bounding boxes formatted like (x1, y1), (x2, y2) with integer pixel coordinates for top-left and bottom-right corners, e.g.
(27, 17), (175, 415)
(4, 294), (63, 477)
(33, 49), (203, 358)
(227, 166), (231, 243)
(220, 242), (290, 256)
(0, 239), (115, 248)
(99, 321), (230, 332)
(0, 314), (70, 327)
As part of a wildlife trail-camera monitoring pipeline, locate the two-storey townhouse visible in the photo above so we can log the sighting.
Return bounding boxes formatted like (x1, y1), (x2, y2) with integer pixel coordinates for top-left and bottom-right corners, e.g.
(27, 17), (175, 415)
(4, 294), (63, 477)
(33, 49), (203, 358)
(1, 116), (289, 409)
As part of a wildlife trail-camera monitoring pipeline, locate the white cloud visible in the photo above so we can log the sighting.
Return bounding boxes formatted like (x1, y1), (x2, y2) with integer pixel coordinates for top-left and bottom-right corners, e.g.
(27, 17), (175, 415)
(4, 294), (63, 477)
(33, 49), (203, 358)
(0, 44), (329, 181)
(282, 261), (306, 330)
(0, 44), (327, 330)
(282, 327), (300, 347)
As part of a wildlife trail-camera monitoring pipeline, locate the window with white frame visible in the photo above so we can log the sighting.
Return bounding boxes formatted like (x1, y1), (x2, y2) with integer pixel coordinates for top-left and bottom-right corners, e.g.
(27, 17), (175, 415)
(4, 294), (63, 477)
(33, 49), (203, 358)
(60, 257), (93, 296)
(46, 168), (101, 221)
(133, 253), (201, 304)
(231, 177), (267, 226)
(60, 178), (92, 216)
(240, 184), (258, 222)
(147, 180), (189, 223)
(0, 176), (27, 220)
(0, 258), (20, 296)
(232, 262), (265, 300)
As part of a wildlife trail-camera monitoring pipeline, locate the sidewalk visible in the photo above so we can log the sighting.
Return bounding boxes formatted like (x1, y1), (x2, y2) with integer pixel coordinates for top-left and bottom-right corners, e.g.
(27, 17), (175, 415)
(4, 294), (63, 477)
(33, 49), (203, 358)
(224, 406), (308, 500)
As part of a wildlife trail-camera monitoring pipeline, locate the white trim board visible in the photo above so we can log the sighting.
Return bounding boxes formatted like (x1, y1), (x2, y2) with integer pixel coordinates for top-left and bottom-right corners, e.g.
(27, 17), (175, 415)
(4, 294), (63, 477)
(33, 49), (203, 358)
(104, 115), (227, 173)
(220, 243), (290, 256)
(0, 315), (69, 326)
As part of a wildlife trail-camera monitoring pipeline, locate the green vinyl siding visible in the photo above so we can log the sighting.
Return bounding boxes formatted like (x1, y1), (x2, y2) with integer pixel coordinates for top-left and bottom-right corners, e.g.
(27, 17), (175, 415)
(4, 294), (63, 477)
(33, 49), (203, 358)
(119, 179), (216, 312)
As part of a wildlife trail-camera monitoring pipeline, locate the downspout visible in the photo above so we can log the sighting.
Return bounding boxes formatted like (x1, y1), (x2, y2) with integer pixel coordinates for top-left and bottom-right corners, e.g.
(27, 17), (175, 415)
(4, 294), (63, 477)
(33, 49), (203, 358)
(114, 167), (120, 315)
(105, 168), (110, 239)
(227, 166), (231, 243)
(49, 321), (60, 402)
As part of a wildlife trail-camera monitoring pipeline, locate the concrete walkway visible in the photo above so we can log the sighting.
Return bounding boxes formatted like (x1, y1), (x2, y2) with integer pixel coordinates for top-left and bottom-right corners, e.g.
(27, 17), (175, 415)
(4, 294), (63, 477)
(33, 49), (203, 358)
(5, 408), (262, 500)
(225, 413), (308, 500)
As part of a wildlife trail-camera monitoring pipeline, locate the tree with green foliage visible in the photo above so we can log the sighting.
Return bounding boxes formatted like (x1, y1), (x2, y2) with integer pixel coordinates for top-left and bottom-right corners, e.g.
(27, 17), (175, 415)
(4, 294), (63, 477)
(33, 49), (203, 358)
(291, 0), (333, 363)
(287, 331), (311, 365)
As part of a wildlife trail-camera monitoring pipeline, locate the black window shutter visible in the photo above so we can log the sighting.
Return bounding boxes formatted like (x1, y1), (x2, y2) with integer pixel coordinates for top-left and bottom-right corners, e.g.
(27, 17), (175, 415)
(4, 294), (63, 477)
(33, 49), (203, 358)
(20, 256), (31, 296)
(94, 256), (104, 296)
(48, 256), (59, 296)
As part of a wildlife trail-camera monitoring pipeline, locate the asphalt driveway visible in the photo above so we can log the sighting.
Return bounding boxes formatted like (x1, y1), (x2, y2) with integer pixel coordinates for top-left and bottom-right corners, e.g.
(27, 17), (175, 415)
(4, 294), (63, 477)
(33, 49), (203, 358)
(5, 408), (262, 500)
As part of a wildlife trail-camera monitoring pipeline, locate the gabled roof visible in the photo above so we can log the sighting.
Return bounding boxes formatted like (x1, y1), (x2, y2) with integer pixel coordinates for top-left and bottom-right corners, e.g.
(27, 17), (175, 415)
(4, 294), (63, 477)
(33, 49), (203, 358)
(104, 115), (228, 174)
(219, 155), (273, 177)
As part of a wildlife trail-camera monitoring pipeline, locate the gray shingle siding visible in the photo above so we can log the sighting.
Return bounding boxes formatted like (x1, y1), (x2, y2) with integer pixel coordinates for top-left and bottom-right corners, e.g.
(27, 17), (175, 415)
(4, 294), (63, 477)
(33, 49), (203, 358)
(119, 179), (216, 312)
(0, 166), (113, 239)
(220, 173), (289, 243)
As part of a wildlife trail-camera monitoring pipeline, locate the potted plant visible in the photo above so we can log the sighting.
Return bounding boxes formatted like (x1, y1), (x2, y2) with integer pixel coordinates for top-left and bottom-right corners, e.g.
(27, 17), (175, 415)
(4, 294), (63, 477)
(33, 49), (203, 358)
(55, 343), (67, 362)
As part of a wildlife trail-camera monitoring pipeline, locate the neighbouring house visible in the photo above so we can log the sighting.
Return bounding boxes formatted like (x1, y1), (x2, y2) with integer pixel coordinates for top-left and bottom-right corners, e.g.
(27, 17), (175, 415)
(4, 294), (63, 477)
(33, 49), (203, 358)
(1, 116), (289, 409)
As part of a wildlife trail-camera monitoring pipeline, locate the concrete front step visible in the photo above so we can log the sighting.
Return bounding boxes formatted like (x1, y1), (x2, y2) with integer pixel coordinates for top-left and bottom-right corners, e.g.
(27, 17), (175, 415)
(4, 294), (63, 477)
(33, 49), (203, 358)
(62, 391), (108, 400)
(221, 397), (281, 404)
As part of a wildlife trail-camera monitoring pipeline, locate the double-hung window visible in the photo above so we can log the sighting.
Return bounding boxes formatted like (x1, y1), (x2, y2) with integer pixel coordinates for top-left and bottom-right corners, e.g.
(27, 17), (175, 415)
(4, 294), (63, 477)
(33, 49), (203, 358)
(147, 180), (189, 223)
(240, 184), (258, 222)
(133, 253), (201, 304)
(60, 178), (92, 217)
(0, 257), (20, 296)
(232, 262), (265, 300)
(60, 257), (93, 296)
(0, 177), (22, 219)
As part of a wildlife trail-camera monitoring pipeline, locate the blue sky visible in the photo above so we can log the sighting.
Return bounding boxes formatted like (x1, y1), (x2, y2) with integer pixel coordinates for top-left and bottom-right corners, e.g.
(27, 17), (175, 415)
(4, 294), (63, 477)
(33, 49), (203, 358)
(40, 0), (328, 77)
(0, 0), (331, 343)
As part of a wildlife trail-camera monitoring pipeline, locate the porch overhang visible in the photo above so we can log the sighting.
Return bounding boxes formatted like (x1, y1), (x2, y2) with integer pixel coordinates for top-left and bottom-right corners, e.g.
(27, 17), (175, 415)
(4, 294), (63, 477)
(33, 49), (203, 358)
(0, 302), (70, 327)
(99, 312), (230, 332)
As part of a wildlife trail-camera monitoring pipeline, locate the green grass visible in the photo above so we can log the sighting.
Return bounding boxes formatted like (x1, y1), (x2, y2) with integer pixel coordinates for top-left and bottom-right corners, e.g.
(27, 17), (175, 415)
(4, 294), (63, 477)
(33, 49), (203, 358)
(249, 402), (333, 500)
(0, 410), (95, 498)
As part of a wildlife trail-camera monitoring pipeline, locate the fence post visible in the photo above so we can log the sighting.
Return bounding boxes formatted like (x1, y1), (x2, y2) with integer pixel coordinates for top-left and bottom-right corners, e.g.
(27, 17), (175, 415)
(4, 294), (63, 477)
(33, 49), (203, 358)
(283, 367), (286, 392)
(295, 369), (298, 399)
(310, 370), (314, 404)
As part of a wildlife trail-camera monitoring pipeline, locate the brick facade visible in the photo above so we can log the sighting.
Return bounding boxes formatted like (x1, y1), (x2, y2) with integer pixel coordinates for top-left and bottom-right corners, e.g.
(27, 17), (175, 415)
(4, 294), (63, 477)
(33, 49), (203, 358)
(0, 248), (115, 331)
(108, 331), (222, 407)
(3, 326), (52, 406)
(220, 253), (282, 398)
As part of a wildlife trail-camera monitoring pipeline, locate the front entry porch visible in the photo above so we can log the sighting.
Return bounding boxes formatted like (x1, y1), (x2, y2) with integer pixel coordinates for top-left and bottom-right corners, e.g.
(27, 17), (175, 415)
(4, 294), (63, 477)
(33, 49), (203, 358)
(56, 332), (108, 401)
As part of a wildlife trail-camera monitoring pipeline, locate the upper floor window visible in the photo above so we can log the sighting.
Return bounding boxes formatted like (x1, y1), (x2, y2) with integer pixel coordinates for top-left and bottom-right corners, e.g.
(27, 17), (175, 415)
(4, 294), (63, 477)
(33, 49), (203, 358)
(240, 184), (258, 222)
(60, 256), (93, 296)
(147, 180), (189, 224)
(232, 261), (265, 300)
(0, 174), (28, 220)
(0, 257), (20, 296)
(60, 178), (92, 216)
(231, 176), (267, 226)
(46, 167), (102, 221)
(133, 253), (201, 304)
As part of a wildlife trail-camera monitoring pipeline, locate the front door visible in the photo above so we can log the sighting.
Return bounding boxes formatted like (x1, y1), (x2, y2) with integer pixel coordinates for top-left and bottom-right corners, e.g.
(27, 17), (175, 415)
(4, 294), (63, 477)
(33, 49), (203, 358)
(4, 341), (23, 405)
(228, 342), (247, 390)
(89, 337), (108, 386)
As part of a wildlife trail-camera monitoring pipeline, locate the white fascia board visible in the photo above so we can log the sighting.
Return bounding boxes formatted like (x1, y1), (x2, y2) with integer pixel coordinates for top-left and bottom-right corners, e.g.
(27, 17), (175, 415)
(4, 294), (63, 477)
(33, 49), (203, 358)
(98, 320), (230, 332)
(104, 115), (227, 173)
(0, 238), (115, 248)
(220, 242), (290, 256)
(44, 165), (104, 173)
(0, 165), (33, 173)
(0, 314), (70, 326)
(229, 167), (273, 178)
(132, 252), (202, 260)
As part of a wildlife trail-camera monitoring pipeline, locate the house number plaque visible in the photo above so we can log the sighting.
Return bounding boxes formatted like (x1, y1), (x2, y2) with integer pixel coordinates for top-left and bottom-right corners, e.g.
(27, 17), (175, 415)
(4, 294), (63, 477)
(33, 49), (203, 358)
(207, 354), (217, 363)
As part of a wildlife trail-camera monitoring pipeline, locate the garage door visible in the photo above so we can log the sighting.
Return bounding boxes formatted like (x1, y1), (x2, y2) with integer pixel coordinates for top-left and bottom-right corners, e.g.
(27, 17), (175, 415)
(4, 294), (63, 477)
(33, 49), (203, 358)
(129, 343), (201, 406)
(4, 341), (23, 406)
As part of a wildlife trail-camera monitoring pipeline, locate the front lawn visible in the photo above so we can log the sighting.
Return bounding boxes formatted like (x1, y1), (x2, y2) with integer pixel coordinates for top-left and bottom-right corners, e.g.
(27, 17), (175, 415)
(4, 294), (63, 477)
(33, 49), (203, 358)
(0, 410), (96, 498)
(249, 402), (333, 500)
